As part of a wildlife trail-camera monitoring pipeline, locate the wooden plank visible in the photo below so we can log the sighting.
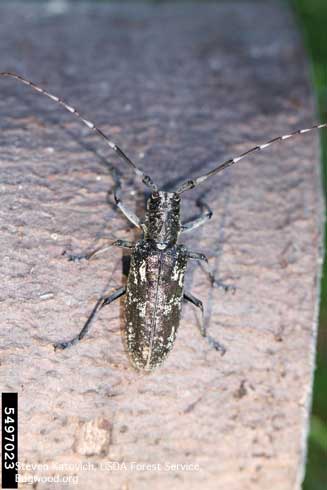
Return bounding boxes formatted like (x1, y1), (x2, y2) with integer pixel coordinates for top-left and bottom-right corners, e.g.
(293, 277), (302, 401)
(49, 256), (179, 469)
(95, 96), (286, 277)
(0, 2), (323, 489)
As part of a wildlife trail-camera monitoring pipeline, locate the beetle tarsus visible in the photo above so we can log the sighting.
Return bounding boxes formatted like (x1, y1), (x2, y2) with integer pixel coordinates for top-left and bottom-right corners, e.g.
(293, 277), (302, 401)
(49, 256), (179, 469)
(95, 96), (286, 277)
(62, 250), (90, 262)
(53, 340), (75, 351)
(206, 335), (226, 355)
(211, 277), (236, 294)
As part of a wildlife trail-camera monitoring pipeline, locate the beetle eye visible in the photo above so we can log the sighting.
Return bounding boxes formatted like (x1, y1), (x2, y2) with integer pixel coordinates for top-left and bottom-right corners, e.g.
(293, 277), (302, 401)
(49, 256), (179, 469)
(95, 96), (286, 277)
(173, 194), (180, 202)
(152, 191), (160, 199)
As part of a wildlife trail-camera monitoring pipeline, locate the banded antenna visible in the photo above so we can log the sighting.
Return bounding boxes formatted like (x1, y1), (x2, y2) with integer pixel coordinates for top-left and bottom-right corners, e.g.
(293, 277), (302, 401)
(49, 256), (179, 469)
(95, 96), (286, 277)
(176, 122), (327, 194)
(0, 72), (158, 192)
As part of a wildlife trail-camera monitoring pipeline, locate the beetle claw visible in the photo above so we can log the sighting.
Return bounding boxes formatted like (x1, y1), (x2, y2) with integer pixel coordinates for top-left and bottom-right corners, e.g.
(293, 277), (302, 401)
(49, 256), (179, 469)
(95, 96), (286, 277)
(62, 250), (87, 262)
(53, 341), (68, 351)
(212, 278), (236, 294)
(207, 336), (226, 355)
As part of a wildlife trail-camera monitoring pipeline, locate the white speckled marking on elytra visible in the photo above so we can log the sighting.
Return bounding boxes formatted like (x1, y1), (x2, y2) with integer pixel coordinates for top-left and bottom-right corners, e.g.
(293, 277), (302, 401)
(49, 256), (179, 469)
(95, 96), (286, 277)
(142, 344), (150, 359)
(172, 263), (180, 281)
(163, 303), (173, 316)
(171, 262), (184, 288)
(166, 325), (176, 348)
(139, 261), (147, 282)
(137, 302), (147, 318)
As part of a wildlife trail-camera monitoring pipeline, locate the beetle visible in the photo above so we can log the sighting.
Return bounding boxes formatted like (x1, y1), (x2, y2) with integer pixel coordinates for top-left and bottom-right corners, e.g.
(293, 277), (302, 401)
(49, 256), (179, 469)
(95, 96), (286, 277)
(1, 72), (325, 370)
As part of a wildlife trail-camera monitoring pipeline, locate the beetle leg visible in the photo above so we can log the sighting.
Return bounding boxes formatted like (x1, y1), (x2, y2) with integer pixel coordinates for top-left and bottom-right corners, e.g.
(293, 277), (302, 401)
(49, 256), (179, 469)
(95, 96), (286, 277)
(202, 263), (236, 294)
(114, 187), (142, 229)
(186, 250), (208, 262)
(187, 251), (236, 294)
(181, 200), (212, 233)
(63, 239), (135, 262)
(184, 291), (226, 355)
(54, 286), (126, 350)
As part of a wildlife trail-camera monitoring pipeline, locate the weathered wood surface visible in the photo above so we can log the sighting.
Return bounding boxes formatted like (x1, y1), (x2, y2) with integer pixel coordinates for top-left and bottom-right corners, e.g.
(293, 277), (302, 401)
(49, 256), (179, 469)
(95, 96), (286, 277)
(0, 2), (323, 489)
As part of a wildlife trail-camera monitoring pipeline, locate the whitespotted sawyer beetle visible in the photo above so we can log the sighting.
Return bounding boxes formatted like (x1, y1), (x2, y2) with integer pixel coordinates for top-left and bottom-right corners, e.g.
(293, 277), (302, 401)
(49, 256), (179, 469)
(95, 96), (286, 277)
(1, 72), (326, 371)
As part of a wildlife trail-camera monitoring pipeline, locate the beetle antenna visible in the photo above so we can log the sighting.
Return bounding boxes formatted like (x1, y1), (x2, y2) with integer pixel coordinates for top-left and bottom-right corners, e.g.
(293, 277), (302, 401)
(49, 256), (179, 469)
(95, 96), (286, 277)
(175, 122), (327, 194)
(0, 72), (158, 192)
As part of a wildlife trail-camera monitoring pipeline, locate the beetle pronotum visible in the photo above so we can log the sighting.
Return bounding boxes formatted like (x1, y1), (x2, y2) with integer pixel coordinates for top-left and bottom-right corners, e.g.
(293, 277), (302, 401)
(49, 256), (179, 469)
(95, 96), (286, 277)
(1, 72), (325, 370)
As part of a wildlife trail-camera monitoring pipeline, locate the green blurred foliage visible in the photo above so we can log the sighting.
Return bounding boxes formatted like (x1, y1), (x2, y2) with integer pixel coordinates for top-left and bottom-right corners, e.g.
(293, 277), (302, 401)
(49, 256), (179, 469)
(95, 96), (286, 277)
(292, 2), (327, 489)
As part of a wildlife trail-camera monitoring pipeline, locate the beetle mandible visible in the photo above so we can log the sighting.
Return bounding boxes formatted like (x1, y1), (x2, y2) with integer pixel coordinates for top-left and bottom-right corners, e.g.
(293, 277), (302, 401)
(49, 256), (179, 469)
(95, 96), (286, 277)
(1, 72), (325, 371)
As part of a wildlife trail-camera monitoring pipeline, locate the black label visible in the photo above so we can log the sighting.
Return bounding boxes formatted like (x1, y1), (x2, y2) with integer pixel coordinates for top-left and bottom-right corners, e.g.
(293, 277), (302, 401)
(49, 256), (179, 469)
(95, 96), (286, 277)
(1, 393), (18, 489)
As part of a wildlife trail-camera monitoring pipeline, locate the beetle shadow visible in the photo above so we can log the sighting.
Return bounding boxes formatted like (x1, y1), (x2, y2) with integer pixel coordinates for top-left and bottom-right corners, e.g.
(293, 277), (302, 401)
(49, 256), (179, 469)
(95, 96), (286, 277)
(170, 171), (234, 352)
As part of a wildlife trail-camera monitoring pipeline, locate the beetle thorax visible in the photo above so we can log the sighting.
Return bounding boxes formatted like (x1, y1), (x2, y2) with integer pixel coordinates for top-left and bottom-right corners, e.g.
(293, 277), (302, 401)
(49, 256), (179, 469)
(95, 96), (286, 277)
(143, 191), (181, 249)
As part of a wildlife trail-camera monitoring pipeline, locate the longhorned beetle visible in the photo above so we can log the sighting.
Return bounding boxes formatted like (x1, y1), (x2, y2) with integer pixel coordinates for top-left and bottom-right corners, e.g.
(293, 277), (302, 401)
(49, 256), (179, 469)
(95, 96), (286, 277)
(1, 72), (325, 370)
